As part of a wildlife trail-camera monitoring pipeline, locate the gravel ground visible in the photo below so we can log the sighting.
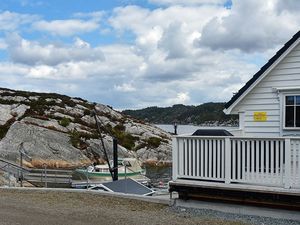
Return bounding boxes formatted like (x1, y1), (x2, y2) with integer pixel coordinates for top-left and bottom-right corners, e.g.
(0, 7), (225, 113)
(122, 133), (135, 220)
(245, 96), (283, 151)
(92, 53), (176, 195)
(170, 206), (300, 225)
(0, 189), (298, 225)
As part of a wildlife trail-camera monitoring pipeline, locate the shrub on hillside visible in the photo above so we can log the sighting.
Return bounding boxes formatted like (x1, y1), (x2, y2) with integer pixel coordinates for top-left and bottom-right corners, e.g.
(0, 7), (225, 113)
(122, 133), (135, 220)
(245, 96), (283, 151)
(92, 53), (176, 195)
(59, 117), (71, 127)
(146, 137), (161, 148)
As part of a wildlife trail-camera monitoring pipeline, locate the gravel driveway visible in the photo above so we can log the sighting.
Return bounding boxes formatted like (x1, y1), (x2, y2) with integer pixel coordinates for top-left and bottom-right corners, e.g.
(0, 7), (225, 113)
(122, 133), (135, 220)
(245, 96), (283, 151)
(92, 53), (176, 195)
(0, 188), (247, 225)
(0, 188), (298, 225)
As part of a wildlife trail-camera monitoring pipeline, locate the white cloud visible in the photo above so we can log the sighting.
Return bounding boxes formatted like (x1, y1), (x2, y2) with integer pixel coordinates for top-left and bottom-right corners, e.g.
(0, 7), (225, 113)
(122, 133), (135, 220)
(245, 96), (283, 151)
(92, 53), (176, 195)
(7, 34), (104, 66)
(73, 11), (104, 21)
(0, 39), (7, 49)
(0, 11), (38, 31)
(158, 22), (189, 59)
(114, 83), (136, 92)
(32, 19), (99, 36)
(198, 0), (300, 52)
(5, 35), (145, 81)
(109, 4), (227, 60)
(57, 83), (79, 92)
(167, 92), (190, 105)
(109, 5), (227, 37)
(148, 0), (227, 6)
(0, 2), (299, 109)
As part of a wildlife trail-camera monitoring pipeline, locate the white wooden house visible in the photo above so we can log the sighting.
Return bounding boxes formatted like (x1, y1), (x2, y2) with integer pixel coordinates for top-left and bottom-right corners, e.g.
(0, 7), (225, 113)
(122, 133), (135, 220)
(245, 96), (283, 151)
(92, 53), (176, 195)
(169, 31), (300, 207)
(224, 30), (300, 137)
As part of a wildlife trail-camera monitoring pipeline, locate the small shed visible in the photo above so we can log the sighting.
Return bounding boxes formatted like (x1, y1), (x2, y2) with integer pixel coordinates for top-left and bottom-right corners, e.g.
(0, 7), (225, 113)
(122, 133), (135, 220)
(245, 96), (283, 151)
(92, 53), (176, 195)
(224, 31), (300, 137)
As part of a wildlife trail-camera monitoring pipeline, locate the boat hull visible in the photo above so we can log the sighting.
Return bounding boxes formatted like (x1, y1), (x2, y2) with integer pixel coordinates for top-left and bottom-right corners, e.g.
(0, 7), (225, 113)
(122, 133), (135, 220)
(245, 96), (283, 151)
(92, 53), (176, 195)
(75, 169), (147, 181)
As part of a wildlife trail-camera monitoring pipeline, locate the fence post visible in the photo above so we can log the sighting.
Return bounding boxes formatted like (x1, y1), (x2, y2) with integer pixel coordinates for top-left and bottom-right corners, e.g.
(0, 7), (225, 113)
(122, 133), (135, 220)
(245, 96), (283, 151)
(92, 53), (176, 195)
(284, 138), (291, 189)
(172, 137), (178, 181)
(225, 138), (231, 184)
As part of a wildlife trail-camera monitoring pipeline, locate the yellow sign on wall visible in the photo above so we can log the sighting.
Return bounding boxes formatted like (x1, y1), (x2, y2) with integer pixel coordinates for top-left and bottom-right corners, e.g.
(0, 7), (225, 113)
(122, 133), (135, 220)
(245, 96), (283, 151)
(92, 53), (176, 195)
(253, 112), (267, 122)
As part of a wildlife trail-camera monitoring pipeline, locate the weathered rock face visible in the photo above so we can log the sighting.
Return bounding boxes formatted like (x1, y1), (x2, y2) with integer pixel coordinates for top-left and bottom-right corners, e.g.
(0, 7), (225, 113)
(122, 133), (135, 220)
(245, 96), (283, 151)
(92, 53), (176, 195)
(136, 142), (172, 162)
(0, 171), (19, 187)
(0, 88), (172, 168)
(86, 136), (133, 161)
(0, 122), (90, 167)
(0, 104), (29, 125)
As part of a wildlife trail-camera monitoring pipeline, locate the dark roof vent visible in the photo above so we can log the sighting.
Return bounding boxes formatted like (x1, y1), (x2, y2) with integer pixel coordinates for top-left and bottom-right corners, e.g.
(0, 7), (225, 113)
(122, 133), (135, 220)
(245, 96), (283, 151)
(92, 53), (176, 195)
(192, 129), (233, 136)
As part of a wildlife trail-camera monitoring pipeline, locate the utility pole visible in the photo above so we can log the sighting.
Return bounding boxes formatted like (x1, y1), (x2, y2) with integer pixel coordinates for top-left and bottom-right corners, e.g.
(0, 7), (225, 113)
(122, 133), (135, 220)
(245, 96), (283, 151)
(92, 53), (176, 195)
(113, 137), (118, 181)
(91, 110), (118, 181)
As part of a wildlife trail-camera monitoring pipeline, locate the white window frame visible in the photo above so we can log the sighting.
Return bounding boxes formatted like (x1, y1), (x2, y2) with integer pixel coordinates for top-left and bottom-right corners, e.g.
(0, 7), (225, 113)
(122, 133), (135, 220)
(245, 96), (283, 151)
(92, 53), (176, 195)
(283, 93), (300, 130)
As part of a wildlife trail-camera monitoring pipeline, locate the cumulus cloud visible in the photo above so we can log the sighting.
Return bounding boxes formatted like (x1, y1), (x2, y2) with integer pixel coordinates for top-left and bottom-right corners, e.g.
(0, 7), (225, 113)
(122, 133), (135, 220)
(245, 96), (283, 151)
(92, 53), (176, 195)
(167, 92), (190, 105)
(7, 34), (104, 66)
(148, 0), (227, 6)
(114, 83), (136, 92)
(158, 22), (189, 59)
(275, 0), (300, 13)
(198, 0), (300, 52)
(32, 19), (99, 36)
(0, 11), (38, 31)
(109, 5), (226, 36)
(73, 11), (104, 21)
(0, 39), (7, 49)
(0, 2), (299, 109)
(3, 34), (146, 82)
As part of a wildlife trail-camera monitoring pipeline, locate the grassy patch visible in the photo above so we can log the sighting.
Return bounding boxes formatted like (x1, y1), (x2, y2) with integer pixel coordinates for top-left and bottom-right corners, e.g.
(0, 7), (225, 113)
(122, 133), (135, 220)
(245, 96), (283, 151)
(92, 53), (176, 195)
(69, 130), (99, 149)
(146, 137), (162, 148)
(59, 117), (71, 127)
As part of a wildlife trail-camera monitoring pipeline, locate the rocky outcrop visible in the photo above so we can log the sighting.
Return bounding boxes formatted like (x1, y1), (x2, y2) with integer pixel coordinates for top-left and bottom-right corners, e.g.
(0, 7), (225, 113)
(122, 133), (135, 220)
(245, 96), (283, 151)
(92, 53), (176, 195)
(0, 122), (90, 167)
(0, 104), (29, 125)
(0, 88), (172, 168)
(136, 141), (171, 162)
(0, 171), (19, 187)
(86, 136), (133, 161)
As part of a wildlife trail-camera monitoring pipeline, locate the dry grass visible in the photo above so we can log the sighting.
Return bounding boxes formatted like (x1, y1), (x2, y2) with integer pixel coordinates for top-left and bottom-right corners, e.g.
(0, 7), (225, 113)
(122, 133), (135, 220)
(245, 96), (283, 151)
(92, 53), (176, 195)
(22, 158), (91, 169)
(143, 159), (172, 167)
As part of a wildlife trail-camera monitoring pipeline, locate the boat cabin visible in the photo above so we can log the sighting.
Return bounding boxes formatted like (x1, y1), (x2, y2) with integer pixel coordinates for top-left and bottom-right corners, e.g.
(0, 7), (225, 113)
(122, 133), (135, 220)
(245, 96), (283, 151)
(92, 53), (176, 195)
(169, 31), (300, 208)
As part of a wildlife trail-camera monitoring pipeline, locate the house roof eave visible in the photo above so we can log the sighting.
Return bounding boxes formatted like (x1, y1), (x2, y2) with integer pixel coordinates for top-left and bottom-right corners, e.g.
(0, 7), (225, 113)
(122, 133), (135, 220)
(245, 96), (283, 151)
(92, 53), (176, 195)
(224, 30), (300, 111)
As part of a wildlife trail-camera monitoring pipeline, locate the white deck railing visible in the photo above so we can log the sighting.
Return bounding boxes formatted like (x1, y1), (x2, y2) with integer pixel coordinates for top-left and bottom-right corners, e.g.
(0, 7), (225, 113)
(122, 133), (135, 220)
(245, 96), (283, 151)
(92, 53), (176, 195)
(172, 136), (300, 190)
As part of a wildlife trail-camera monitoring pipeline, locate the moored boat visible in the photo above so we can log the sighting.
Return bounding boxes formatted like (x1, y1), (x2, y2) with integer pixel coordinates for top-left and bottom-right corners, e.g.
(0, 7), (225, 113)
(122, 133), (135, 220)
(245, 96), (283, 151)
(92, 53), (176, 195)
(76, 158), (147, 182)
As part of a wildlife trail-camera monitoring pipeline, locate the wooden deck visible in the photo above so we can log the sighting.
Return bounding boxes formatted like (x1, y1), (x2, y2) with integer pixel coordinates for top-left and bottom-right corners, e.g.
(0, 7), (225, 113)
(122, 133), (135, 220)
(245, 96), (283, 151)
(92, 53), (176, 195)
(170, 136), (300, 209)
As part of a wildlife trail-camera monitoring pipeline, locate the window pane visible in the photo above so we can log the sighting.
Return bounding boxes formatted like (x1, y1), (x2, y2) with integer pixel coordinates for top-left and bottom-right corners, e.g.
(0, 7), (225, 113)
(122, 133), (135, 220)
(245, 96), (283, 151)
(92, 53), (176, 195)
(285, 106), (294, 127)
(296, 96), (300, 105)
(286, 96), (294, 105)
(296, 106), (300, 127)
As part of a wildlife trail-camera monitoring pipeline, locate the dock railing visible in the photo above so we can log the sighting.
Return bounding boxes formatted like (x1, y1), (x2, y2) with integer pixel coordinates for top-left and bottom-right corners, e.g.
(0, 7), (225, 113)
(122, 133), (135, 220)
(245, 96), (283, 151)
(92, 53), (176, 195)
(172, 136), (300, 190)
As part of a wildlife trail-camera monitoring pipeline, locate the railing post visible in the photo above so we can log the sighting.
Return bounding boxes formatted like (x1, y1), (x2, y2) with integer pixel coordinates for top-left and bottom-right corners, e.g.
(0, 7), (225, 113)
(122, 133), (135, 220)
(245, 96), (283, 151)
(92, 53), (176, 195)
(43, 163), (47, 188)
(225, 138), (231, 184)
(172, 137), (178, 181)
(284, 138), (291, 189)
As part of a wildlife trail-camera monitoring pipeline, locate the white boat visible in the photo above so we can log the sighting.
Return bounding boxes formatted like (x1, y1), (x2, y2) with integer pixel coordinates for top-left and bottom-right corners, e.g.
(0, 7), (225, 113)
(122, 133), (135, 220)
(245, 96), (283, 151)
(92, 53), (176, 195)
(76, 158), (149, 183)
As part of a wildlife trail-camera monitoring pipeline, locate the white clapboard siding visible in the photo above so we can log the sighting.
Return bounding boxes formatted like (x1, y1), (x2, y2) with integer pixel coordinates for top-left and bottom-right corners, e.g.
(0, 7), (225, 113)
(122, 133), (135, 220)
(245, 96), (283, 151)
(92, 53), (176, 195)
(231, 41), (300, 137)
(264, 74), (300, 81)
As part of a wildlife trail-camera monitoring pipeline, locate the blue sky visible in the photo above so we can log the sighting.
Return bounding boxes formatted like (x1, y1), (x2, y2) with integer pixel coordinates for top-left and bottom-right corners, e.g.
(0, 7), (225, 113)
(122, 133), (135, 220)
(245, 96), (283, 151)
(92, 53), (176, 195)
(0, 0), (299, 109)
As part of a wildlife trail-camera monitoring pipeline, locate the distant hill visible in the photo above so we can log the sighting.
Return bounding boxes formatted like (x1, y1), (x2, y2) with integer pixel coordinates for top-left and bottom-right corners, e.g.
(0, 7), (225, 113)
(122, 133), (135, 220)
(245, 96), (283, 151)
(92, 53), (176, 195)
(123, 103), (238, 126)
